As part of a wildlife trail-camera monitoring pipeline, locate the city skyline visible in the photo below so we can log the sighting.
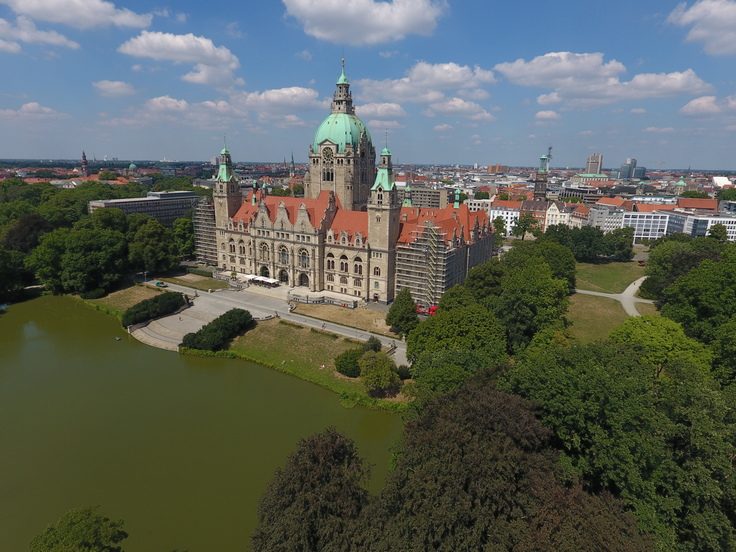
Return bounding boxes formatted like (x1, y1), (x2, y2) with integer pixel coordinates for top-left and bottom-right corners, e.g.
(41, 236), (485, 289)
(1, 0), (736, 169)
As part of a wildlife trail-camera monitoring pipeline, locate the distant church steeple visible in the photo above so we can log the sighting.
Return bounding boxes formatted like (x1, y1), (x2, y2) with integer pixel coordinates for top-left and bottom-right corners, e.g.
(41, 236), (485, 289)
(81, 151), (89, 177)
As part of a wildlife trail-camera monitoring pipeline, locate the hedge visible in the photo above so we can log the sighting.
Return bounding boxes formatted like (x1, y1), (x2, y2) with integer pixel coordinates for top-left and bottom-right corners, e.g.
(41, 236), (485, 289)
(121, 291), (186, 327)
(181, 308), (253, 351)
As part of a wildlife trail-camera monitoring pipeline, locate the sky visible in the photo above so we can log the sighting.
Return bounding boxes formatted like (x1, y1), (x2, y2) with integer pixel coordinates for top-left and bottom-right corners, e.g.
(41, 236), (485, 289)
(1, 0), (736, 170)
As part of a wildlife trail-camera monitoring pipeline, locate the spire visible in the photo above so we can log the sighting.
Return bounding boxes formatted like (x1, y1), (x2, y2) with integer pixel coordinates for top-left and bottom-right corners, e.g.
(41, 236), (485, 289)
(331, 59), (354, 115)
(402, 183), (413, 207)
(372, 143), (395, 192)
(216, 143), (235, 182)
(221, 134), (229, 155)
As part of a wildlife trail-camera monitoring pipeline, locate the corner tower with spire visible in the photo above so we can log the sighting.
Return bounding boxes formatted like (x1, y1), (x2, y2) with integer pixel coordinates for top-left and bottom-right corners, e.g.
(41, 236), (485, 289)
(213, 140), (241, 232)
(303, 60), (375, 211)
(368, 141), (400, 303)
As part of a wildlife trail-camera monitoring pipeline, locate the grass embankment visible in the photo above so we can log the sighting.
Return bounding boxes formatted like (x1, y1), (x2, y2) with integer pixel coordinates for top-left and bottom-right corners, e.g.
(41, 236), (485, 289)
(635, 302), (659, 316)
(83, 284), (162, 318)
(227, 319), (408, 412)
(575, 261), (646, 294)
(294, 303), (397, 337)
(567, 294), (629, 342)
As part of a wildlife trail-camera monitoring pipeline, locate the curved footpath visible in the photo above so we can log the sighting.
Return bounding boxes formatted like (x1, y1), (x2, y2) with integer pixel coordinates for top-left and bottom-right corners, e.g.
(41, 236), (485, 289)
(574, 276), (655, 317)
(131, 282), (408, 366)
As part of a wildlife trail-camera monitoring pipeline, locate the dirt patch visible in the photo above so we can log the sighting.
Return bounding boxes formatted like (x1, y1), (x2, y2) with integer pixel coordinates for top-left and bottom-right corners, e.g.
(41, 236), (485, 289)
(294, 303), (396, 336)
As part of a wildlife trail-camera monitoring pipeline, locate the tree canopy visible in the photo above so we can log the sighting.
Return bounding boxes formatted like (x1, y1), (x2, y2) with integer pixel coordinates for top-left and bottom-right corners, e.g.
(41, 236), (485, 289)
(30, 505), (128, 552)
(385, 287), (419, 336)
(252, 427), (369, 552)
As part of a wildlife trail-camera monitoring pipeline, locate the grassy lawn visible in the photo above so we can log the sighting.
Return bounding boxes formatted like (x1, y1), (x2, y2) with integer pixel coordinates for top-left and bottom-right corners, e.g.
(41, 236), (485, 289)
(575, 261), (646, 294)
(228, 319), (408, 410)
(567, 294), (628, 343)
(636, 302), (660, 316)
(293, 303), (398, 337)
(160, 275), (230, 291)
(85, 284), (162, 316)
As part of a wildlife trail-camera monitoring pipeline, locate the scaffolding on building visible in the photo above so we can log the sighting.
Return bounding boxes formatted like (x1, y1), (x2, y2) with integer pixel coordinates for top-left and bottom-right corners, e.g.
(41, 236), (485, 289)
(395, 221), (449, 307)
(193, 198), (217, 265)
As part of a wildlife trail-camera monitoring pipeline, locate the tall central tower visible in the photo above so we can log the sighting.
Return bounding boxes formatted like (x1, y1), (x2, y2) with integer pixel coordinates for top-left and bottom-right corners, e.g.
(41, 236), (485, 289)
(303, 60), (375, 211)
(534, 146), (552, 200)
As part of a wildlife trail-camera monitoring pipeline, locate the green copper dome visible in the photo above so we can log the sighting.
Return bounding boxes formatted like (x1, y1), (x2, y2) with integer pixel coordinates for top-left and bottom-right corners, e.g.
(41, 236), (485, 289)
(311, 113), (371, 154)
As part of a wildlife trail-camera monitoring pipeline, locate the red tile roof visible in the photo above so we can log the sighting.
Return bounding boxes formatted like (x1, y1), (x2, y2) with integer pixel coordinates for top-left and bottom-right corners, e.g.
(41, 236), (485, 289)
(677, 198), (718, 210)
(634, 204), (677, 212)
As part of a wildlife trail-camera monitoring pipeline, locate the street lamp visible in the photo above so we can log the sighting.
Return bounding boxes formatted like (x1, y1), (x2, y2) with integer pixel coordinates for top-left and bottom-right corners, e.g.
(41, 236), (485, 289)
(143, 271), (147, 283)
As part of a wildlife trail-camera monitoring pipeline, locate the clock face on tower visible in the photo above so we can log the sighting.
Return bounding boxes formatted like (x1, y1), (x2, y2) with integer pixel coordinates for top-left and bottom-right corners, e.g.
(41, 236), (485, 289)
(322, 146), (334, 161)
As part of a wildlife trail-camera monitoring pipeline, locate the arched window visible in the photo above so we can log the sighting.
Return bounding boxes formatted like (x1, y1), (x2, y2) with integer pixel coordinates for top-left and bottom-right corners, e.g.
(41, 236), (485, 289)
(279, 246), (289, 265)
(238, 240), (245, 255)
(340, 276), (348, 285)
(353, 257), (363, 275)
(353, 278), (362, 287)
(326, 253), (335, 270)
(229, 240), (236, 253)
(327, 274), (334, 282)
(260, 243), (269, 261)
(299, 249), (309, 269)
(373, 266), (381, 277)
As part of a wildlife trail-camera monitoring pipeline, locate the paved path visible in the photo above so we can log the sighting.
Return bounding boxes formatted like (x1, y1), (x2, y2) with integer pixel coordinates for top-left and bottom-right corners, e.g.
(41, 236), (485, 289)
(574, 276), (655, 317)
(131, 282), (408, 365)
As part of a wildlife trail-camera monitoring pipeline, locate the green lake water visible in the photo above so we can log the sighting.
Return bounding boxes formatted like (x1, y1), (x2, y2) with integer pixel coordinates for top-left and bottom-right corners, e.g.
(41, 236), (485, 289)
(0, 295), (403, 551)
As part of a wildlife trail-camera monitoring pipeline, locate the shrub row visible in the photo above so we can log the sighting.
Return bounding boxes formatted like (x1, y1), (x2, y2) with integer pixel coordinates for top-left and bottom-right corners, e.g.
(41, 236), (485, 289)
(122, 291), (186, 327)
(181, 308), (253, 351)
(186, 267), (213, 277)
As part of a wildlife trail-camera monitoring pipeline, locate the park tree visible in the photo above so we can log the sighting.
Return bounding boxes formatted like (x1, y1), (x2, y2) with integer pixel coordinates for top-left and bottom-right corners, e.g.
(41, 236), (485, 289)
(541, 223), (573, 249)
(717, 188), (736, 201)
(474, 190), (490, 200)
(292, 183), (304, 196)
(172, 217), (195, 258)
(511, 212), (538, 240)
(252, 427), (369, 552)
(602, 226), (635, 260)
(492, 215), (506, 236)
(128, 219), (180, 274)
(1, 212), (52, 253)
(385, 287), (419, 336)
(501, 341), (736, 551)
(661, 245), (736, 343)
(350, 380), (649, 551)
(334, 348), (364, 378)
(494, 257), (569, 352)
(708, 222), (729, 242)
(62, 228), (128, 294)
(26, 228), (70, 293)
(98, 170), (119, 181)
(406, 304), (507, 364)
(498, 192), (510, 200)
(0, 246), (26, 301)
(711, 316), (736, 384)
(608, 314), (712, 378)
(435, 284), (476, 312)
(680, 190), (710, 199)
(569, 225), (606, 262)
(30, 505), (128, 552)
(501, 240), (576, 292)
(463, 257), (507, 303)
(359, 350), (401, 398)
(90, 207), (128, 233)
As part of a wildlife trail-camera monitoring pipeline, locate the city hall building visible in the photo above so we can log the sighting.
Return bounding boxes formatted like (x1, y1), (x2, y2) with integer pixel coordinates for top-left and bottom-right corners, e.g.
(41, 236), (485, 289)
(211, 63), (494, 306)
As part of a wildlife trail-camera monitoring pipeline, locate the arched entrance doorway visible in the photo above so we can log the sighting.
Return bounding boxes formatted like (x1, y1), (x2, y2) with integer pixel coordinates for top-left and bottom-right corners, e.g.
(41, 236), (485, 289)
(260, 266), (270, 278)
(278, 270), (289, 285)
(298, 273), (309, 287)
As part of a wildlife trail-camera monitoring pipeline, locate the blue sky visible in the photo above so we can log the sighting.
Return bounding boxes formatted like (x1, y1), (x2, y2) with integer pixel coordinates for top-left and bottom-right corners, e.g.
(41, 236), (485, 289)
(1, 0), (735, 170)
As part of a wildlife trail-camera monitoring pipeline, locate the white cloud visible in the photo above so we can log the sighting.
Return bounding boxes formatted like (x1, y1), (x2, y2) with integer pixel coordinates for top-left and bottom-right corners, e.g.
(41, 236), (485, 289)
(630, 107), (647, 114)
(680, 94), (736, 115)
(282, 0), (447, 46)
(379, 50), (399, 58)
(367, 119), (405, 129)
(355, 102), (407, 119)
(233, 86), (324, 112)
(0, 38), (21, 53)
(0, 0), (152, 29)
(434, 123), (454, 131)
(295, 49), (312, 61)
(93, 80), (135, 97)
(118, 31), (243, 88)
(668, 0), (736, 55)
(0, 101), (69, 120)
(422, 97), (495, 121)
(495, 51), (711, 107)
(225, 22), (242, 38)
(0, 16), (79, 49)
(357, 61), (495, 104)
(535, 110), (561, 120)
(644, 126), (676, 133)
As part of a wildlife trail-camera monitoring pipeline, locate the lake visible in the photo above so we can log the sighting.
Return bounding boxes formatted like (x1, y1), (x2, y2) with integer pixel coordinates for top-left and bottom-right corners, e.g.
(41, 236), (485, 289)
(0, 295), (403, 551)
